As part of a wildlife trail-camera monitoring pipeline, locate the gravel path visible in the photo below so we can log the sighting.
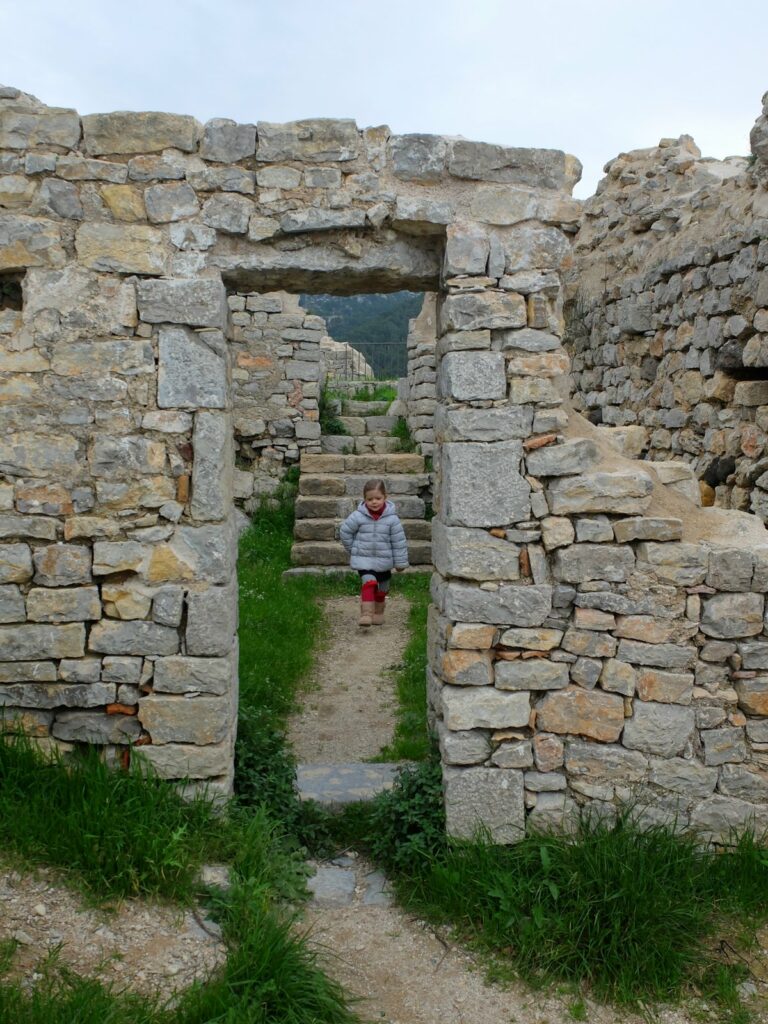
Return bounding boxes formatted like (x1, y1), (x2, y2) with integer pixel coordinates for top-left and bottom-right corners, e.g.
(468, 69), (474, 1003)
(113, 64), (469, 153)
(288, 594), (409, 762)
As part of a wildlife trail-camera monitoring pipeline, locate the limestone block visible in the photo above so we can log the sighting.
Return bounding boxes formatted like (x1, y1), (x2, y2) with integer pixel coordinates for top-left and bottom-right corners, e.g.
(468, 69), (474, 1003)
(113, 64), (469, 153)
(442, 685), (530, 730)
(495, 659), (569, 691)
(0, 105), (81, 149)
(491, 740), (533, 768)
(141, 411), (194, 434)
(502, 224), (571, 273)
(438, 723), (491, 765)
(52, 711), (141, 744)
(635, 542), (708, 587)
(440, 441), (529, 527)
(553, 544), (634, 584)
(431, 520), (519, 581)
(0, 584), (24, 622)
(26, 586), (101, 623)
(202, 194), (254, 233)
(447, 140), (576, 190)
(636, 668), (693, 705)
(57, 157), (128, 183)
(700, 593), (764, 639)
(186, 583), (238, 656)
(247, 216), (280, 242)
(494, 328), (562, 353)
(622, 702), (694, 757)
(137, 278), (227, 329)
(718, 764), (768, 802)
(158, 326), (228, 409)
(389, 134), (446, 181)
(540, 517), (574, 552)
(54, 342), (154, 383)
(734, 380), (768, 406)
(32, 545), (91, 587)
(392, 196), (452, 234)
(135, 742), (232, 779)
(256, 165), (302, 188)
(0, 516), (57, 542)
(598, 658), (636, 696)
(153, 655), (234, 696)
(441, 650), (493, 686)
(164, 522), (237, 586)
(561, 628), (617, 658)
(525, 440), (599, 479)
(565, 740), (648, 783)
(0, 174), (37, 207)
(191, 412), (233, 522)
(438, 351), (506, 401)
(690, 796), (768, 841)
(498, 627), (563, 650)
(440, 291), (527, 333)
(200, 118), (257, 161)
(547, 471), (653, 515)
(707, 549), (754, 592)
(616, 639), (696, 671)
(444, 765), (525, 843)
(24, 265), (137, 336)
(152, 588), (185, 627)
(648, 757), (716, 799)
(0, 214), (65, 270)
(190, 165), (255, 194)
(75, 223), (169, 275)
(101, 656), (142, 683)
(441, 581), (552, 627)
(615, 616), (696, 644)
(734, 677), (768, 715)
(0, 661), (57, 683)
(0, 623), (85, 660)
(89, 620), (179, 656)
(537, 687), (625, 742)
(257, 119), (359, 162)
(82, 111), (200, 155)
(613, 517), (683, 543)
(737, 642), (768, 670)
(102, 583), (151, 620)
(92, 541), (146, 575)
(89, 436), (166, 479)
(279, 208), (366, 233)
(702, 727), (746, 766)
(434, 404), (533, 443)
(0, 708), (54, 737)
(444, 222), (489, 277)
(0, 682), (114, 709)
(170, 222), (217, 251)
(138, 694), (232, 745)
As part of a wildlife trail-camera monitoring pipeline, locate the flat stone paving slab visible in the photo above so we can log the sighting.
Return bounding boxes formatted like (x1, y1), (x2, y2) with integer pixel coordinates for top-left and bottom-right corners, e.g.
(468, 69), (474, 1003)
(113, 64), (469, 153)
(282, 565), (430, 578)
(297, 762), (401, 805)
(306, 855), (393, 909)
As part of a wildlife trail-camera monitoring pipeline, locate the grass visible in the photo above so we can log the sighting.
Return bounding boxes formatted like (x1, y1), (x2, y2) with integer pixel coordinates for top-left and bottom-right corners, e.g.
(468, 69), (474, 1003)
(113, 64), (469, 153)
(349, 382), (397, 402)
(390, 416), (417, 453)
(318, 384), (348, 436)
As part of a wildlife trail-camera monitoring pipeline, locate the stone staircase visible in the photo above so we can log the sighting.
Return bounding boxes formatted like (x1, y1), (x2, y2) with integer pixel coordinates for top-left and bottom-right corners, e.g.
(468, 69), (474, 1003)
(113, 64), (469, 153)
(290, 451), (433, 570)
(320, 396), (403, 455)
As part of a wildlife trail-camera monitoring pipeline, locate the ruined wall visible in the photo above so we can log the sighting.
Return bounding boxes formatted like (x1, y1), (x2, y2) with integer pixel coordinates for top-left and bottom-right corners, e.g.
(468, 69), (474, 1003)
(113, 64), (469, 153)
(401, 292), (438, 455)
(567, 94), (768, 517)
(229, 291), (323, 505)
(1, 81), (766, 839)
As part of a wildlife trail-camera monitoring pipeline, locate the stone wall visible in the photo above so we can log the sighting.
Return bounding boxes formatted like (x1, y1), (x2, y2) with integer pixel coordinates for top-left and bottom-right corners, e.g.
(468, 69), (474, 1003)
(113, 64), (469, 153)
(229, 290), (323, 505)
(566, 94), (768, 518)
(400, 292), (438, 455)
(1, 81), (766, 840)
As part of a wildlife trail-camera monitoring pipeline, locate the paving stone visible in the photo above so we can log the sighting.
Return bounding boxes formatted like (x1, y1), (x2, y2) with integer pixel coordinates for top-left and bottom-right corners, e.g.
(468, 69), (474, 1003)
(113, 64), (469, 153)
(296, 763), (400, 805)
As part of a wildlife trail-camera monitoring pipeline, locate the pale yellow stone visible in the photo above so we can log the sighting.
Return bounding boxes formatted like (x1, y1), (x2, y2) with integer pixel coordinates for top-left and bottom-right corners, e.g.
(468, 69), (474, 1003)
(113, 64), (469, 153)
(504, 349), (570, 378)
(100, 184), (147, 221)
(75, 222), (169, 275)
(448, 623), (497, 649)
(0, 349), (50, 372)
(537, 686), (625, 742)
(0, 375), (41, 404)
(145, 544), (196, 583)
(102, 584), (152, 620)
(0, 175), (37, 207)
(63, 516), (120, 540)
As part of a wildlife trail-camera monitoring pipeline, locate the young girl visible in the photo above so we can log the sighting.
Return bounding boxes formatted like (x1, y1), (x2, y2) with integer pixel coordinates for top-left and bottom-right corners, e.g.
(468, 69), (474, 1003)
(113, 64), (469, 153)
(339, 479), (409, 627)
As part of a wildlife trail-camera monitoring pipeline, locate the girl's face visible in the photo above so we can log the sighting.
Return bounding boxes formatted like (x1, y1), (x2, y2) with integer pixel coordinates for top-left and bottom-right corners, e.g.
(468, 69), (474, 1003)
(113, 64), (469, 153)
(364, 490), (386, 513)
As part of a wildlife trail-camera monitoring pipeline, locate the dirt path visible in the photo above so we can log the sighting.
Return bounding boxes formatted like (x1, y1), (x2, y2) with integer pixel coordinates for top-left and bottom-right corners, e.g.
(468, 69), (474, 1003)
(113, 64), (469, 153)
(288, 595), (410, 762)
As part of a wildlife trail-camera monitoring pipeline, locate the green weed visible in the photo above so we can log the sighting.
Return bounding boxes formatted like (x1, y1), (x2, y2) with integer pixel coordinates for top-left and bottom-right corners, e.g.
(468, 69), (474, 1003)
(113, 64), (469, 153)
(319, 385), (348, 435)
(350, 383), (397, 402)
(390, 416), (417, 453)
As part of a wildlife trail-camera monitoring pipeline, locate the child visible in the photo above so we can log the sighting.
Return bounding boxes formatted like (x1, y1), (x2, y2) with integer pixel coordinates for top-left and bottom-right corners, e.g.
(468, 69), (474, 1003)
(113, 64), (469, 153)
(339, 479), (409, 627)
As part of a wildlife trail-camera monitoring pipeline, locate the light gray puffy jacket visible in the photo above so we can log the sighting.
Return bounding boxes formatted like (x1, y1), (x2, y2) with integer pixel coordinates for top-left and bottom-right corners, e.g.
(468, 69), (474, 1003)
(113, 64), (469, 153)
(339, 500), (409, 572)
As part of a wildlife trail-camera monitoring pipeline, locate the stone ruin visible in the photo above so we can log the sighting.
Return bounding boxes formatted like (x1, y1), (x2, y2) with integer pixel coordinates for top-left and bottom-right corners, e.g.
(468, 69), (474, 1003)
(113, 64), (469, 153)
(0, 81), (767, 837)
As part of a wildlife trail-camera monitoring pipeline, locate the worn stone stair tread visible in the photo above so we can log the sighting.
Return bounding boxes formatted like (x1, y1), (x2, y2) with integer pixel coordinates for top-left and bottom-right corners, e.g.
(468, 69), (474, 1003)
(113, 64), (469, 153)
(296, 762), (404, 805)
(290, 540), (432, 566)
(283, 565), (431, 578)
(301, 453), (426, 473)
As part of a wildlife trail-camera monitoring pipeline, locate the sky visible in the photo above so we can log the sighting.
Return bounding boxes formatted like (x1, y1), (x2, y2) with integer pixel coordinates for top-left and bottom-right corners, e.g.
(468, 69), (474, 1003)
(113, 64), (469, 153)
(1, 0), (766, 197)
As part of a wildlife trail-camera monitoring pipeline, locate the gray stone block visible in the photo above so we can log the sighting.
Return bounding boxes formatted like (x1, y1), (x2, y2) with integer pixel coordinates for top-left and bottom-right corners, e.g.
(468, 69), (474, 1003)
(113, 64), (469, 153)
(0, 682), (114, 709)
(191, 411), (233, 522)
(434, 404), (534, 443)
(158, 327), (227, 409)
(444, 766), (525, 843)
(442, 686), (530, 730)
(431, 520), (519, 581)
(441, 581), (553, 627)
(137, 278), (227, 329)
(438, 351), (506, 401)
(200, 118), (256, 162)
(52, 711), (141, 743)
(701, 727), (747, 766)
(0, 623), (85, 660)
(153, 655), (234, 695)
(648, 757), (717, 799)
(553, 544), (634, 584)
(186, 583), (238, 656)
(89, 621), (179, 656)
(440, 441), (529, 527)
(623, 702), (695, 757)
(0, 584), (25, 623)
(0, 544), (33, 583)
(547, 471), (653, 515)
(26, 586), (101, 622)
(495, 659), (569, 690)
(700, 593), (764, 639)
(526, 439), (599, 477)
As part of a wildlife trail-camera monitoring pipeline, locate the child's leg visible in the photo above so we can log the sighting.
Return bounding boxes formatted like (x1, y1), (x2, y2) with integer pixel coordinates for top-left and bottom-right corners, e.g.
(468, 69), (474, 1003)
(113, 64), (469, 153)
(359, 571), (377, 626)
(372, 574), (390, 625)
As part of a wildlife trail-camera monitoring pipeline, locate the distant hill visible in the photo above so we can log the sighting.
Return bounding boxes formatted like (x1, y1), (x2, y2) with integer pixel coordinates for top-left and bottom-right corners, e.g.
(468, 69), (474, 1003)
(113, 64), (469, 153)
(300, 291), (424, 378)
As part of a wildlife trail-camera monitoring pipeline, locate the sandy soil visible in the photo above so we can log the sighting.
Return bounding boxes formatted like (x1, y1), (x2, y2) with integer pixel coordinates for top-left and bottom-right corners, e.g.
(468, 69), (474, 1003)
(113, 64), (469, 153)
(288, 594), (410, 763)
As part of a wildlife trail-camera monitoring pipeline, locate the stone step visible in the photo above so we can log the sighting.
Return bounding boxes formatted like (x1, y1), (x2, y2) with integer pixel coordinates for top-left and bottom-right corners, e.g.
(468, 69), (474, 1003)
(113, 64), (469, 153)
(301, 452), (425, 474)
(294, 518), (432, 542)
(283, 565), (430, 578)
(298, 473), (430, 497)
(342, 400), (391, 416)
(291, 539), (432, 566)
(296, 763), (402, 805)
(295, 494), (426, 520)
(321, 435), (402, 455)
(336, 415), (400, 437)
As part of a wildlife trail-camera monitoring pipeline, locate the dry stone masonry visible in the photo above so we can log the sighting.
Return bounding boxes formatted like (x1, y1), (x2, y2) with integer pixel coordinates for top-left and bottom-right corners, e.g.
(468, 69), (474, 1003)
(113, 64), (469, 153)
(0, 81), (766, 839)
(567, 94), (768, 520)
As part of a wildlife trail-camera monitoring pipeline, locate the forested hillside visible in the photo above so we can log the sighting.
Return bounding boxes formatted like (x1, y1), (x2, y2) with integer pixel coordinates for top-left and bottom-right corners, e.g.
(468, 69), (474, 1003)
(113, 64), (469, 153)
(300, 291), (424, 378)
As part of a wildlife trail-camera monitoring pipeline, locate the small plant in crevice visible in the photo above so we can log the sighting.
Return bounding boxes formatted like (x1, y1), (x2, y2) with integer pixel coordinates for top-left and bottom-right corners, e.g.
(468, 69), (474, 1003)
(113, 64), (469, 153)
(390, 416), (417, 453)
(351, 382), (397, 403)
(318, 384), (348, 436)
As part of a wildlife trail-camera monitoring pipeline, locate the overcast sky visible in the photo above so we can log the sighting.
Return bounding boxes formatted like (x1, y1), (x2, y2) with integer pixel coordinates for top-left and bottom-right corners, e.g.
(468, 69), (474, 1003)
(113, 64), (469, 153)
(2, 0), (766, 196)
